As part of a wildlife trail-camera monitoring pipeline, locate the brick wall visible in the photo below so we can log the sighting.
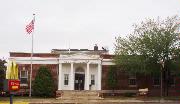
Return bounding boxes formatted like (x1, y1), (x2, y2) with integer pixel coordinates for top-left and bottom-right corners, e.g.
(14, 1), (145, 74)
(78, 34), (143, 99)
(18, 64), (58, 95)
(102, 65), (180, 96)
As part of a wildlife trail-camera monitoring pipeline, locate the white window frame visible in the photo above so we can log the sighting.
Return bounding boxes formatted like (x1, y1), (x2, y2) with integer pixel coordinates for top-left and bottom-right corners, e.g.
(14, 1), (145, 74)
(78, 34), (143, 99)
(64, 74), (69, 85)
(128, 73), (137, 87)
(169, 72), (176, 87)
(91, 74), (95, 85)
(20, 69), (28, 86)
(153, 75), (160, 86)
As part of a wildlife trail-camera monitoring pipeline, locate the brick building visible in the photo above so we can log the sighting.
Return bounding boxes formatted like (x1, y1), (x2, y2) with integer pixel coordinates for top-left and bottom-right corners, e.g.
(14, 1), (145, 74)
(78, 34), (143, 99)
(8, 46), (180, 96)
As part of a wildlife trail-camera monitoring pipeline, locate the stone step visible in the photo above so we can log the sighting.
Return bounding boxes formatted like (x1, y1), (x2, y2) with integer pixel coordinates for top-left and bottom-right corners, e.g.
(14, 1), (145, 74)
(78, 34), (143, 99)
(63, 92), (98, 96)
(62, 91), (98, 95)
(59, 96), (103, 100)
(56, 90), (102, 100)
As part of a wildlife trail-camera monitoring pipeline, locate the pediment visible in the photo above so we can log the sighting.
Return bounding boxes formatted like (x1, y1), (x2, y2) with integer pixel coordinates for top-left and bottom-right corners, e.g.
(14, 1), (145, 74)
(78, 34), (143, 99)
(60, 53), (100, 60)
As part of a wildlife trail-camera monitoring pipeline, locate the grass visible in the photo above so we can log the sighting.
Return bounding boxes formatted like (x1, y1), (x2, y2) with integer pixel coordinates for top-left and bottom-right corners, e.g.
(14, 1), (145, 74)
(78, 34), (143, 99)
(0, 96), (56, 104)
(0, 95), (179, 104)
(0, 96), (29, 104)
(0, 101), (29, 104)
(103, 95), (180, 101)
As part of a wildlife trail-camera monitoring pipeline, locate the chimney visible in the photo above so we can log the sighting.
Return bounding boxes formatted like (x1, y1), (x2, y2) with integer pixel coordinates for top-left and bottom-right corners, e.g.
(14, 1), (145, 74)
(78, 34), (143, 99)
(94, 44), (98, 51)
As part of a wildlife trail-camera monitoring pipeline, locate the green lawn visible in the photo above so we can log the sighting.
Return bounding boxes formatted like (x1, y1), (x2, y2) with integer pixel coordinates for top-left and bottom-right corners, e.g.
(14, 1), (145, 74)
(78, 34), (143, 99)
(0, 96), (179, 104)
(103, 96), (180, 101)
(0, 101), (29, 104)
(0, 96), (29, 104)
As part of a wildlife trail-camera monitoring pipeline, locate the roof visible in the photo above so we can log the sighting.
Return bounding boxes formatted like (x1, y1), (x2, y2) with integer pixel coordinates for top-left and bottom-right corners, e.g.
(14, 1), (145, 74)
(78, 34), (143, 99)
(51, 49), (109, 55)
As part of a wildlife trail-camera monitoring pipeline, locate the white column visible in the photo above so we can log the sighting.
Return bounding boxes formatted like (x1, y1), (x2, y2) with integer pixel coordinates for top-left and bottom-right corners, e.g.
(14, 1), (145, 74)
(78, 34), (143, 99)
(85, 63), (90, 90)
(98, 62), (102, 90)
(70, 63), (74, 90)
(58, 63), (62, 90)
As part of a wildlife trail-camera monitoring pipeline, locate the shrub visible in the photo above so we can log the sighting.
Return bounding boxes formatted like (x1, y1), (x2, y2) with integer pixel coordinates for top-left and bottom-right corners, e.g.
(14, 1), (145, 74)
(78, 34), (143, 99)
(0, 59), (6, 92)
(107, 66), (118, 90)
(32, 66), (55, 97)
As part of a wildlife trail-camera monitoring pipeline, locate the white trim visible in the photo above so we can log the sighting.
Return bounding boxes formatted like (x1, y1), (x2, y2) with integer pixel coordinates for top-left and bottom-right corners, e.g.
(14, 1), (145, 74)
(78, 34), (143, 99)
(20, 84), (28, 87)
(102, 59), (113, 61)
(91, 74), (95, 85)
(20, 70), (28, 84)
(128, 78), (137, 87)
(60, 53), (100, 59)
(64, 74), (69, 85)
(59, 59), (101, 64)
(9, 57), (58, 60)
(129, 85), (137, 87)
(12, 60), (58, 64)
(102, 61), (115, 65)
(58, 63), (62, 90)
(9, 56), (115, 65)
(9, 57), (59, 64)
(102, 59), (115, 65)
(20, 70), (28, 79)
(85, 63), (90, 90)
(153, 76), (160, 86)
(70, 63), (74, 90)
(97, 63), (102, 90)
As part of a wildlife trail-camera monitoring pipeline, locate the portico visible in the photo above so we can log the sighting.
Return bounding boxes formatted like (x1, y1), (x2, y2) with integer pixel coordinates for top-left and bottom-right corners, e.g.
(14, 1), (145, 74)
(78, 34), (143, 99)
(58, 53), (102, 91)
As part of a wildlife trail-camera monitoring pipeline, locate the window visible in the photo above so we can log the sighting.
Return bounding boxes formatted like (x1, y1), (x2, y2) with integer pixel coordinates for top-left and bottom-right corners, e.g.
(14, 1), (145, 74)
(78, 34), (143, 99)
(153, 75), (160, 86)
(20, 70), (28, 84)
(64, 74), (69, 85)
(128, 73), (136, 87)
(91, 74), (95, 85)
(169, 72), (175, 86)
(169, 77), (175, 86)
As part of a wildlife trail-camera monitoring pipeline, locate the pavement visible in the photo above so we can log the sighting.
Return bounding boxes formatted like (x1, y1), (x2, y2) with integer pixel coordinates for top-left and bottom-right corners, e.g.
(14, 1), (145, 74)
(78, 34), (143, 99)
(0, 97), (180, 104)
(29, 100), (180, 104)
(29, 98), (180, 104)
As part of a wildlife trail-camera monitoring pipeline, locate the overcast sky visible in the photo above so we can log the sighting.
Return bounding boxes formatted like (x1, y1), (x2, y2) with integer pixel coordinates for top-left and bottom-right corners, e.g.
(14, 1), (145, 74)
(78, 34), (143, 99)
(0, 0), (180, 59)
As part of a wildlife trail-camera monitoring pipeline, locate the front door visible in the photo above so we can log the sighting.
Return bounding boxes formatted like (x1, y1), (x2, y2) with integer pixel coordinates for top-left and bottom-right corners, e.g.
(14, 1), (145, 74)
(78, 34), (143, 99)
(75, 73), (85, 90)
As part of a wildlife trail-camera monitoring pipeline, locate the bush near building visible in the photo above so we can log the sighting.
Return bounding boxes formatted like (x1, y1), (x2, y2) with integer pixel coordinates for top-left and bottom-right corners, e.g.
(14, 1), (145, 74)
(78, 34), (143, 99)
(107, 66), (118, 90)
(32, 66), (55, 97)
(0, 59), (6, 94)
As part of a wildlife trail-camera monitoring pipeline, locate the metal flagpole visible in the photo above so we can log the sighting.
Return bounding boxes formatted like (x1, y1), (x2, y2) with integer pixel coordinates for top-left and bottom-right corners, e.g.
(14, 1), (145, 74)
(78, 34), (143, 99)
(68, 41), (71, 53)
(29, 14), (35, 97)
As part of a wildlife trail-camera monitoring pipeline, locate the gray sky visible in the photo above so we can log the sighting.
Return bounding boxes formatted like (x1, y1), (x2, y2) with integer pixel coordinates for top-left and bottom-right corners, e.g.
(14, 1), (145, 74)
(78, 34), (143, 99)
(0, 0), (180, 59)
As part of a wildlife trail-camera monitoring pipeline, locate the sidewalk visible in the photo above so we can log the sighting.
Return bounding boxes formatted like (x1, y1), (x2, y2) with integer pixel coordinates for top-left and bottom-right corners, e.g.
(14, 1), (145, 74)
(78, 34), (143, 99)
(29, 99), (180, 104)
(1, 97), (180, 104)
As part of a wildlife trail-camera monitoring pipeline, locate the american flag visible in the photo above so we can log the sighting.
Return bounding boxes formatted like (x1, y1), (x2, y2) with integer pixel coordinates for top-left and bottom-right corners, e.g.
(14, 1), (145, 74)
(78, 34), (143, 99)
(25, 20), (34, 34)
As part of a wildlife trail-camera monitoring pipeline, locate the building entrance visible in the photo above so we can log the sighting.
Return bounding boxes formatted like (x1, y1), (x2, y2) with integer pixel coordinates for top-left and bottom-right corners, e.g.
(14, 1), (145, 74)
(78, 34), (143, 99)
(74, 67), (85, 90)
(75, 73), (85, 90)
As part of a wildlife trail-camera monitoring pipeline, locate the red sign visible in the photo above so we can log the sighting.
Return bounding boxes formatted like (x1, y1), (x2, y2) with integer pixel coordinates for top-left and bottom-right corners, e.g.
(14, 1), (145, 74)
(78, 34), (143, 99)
(8, 80), (20, 91)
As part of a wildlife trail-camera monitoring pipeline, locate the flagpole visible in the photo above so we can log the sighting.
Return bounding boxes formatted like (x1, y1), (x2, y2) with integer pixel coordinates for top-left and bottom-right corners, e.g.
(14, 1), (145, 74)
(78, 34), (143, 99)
(29, 14), (35, 97)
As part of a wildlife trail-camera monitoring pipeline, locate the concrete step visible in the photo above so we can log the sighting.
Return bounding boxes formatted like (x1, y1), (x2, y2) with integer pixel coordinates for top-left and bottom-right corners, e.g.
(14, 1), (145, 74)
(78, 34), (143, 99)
(62, 91), (98, 95)
(63, 92), (98, 96)
(56, 90), (102, 100)
(59, 96), (103, 100)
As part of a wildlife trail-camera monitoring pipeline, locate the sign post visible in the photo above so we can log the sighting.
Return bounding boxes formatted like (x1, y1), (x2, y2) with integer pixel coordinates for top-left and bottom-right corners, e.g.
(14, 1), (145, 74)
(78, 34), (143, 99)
(3, 79), (20, 104)
(9, 80), (20, 104)
(4, 61), (20, 104)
